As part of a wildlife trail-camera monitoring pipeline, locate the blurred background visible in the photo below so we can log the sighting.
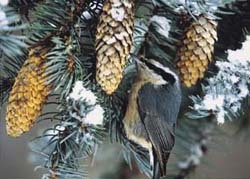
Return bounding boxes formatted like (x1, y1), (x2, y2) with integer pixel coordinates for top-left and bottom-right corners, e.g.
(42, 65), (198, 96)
(1, 104), (250, 179)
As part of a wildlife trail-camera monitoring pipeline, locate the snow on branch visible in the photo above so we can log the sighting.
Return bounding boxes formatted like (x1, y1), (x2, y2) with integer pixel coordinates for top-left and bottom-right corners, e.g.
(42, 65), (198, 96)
(190, 36), (250, 124)
(150, 15), (171, 39)
(0, 0), (8, 6)
(30, 81), (106, 179)
(68, 81), (104, 126)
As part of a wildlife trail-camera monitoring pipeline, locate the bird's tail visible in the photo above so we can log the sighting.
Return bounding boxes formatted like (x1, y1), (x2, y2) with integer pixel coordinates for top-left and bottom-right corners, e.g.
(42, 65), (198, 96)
(153, 159), (160, 179)
(152, 150), (170, 178)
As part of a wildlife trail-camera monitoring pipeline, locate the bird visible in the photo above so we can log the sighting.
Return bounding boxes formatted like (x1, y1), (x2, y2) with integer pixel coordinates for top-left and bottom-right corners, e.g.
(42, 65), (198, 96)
(123, 57), (181, 179)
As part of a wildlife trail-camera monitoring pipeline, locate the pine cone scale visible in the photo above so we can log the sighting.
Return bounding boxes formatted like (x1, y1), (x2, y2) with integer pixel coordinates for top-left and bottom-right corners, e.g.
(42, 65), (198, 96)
(6, 48), (51, 137)
(96, 0), (135, 94)
(177, 15), (217, 87)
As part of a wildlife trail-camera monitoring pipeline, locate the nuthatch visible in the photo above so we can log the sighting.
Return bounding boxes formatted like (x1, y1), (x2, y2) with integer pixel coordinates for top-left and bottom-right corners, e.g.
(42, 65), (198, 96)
(123, 57), (181, 179)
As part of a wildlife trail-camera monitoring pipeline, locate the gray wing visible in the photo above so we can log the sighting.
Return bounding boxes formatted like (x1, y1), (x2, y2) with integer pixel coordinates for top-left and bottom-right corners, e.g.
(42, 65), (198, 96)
(137, 83), (181, 176)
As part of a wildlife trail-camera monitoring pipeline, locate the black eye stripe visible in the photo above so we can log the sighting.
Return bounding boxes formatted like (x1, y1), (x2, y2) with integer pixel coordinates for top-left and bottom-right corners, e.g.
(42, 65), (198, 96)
(139, 58), (176, 84)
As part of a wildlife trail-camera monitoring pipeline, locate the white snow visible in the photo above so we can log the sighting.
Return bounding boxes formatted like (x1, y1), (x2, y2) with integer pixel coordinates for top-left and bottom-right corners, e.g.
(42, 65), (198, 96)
(217, 110), (225, 124)
(68, 81), (104, 126)
(110, 7), (125, 22)
(191, 144), (203, 158)
(84, 132), (94, 141)
(238, 81), (249, 98)
(0, 0), (9, 6)
(84, 105), (104, 125)
(132, 19), (148, 47)
(150, 15), (171, 38)
(178, 144), (204, 169)
(202, 94), (224, 111)
(194, 94), (226, 124)
(178, 159), (190, 169)
(228, 36), (250, 64)
(202, 94), (225, 124)
(81, 1), (103, 20)
(0, 10), (8, 26)
(81, 11), (92, 20)
(176, 0), (219, 12)
(194, 36), (250, 124)
(230, 74), (240, 84)
(45, 126), (66, 139)
(189, 154), (200, 165)
(68, 81), (97, 105)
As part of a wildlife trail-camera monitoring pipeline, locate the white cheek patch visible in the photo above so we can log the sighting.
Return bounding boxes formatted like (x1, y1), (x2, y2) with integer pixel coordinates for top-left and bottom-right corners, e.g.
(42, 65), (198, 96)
(151, 72), (168, 85)
(144, 67), (167, 85)
(148, 59), (179, 83)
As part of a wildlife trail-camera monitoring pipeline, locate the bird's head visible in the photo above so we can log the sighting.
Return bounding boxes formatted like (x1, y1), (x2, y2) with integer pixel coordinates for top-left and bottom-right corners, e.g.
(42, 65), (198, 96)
(136, 57), (179, 85)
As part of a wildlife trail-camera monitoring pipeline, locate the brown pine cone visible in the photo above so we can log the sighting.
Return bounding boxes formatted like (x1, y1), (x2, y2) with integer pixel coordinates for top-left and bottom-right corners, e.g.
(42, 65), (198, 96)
(177, 15), (218, 87)
(6, 47), (51, 137)
(96, 0), (135, 94)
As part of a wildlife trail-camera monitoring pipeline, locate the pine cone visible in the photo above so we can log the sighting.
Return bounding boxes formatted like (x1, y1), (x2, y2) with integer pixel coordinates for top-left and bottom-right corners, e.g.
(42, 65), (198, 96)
(177, 15), (217, 87)
(96, 0), (135, 94)
(6, 48), (50, 137)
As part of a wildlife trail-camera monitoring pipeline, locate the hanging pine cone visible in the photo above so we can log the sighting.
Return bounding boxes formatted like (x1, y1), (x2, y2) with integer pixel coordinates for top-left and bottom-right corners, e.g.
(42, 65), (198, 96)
(176, 15), (217, 87)
(6, 47), (51, 137)
(95, 0), (135, 94)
